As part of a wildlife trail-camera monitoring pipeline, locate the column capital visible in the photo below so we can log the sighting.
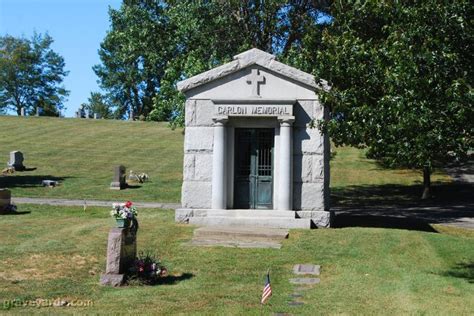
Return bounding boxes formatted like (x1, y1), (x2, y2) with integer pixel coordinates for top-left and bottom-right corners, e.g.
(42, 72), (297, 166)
(278, 116), (295, 126)
(212, 116), (229, 125)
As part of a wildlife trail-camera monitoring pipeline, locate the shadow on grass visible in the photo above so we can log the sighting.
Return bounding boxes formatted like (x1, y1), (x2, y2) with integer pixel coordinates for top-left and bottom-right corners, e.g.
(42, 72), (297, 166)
(125, 185), (142, 189)
(0, 211), (31, 216)
(333, 214), (437, 232)
(442, 262), (474, 283)
(158, 273), (194, 285)
(127, 273), (194, 286)
(332, 182), (473, 231)
(332, 182), (474, 207)
(0, 175), (71, 188)
(15, 167), (38, 172)
(16, 167), (37, 172)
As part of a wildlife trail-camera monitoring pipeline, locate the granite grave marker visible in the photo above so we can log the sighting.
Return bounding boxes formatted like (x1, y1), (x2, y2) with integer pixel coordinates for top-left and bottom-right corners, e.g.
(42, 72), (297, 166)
(8, 151), (25, 171)
(110, 165), (126, 190)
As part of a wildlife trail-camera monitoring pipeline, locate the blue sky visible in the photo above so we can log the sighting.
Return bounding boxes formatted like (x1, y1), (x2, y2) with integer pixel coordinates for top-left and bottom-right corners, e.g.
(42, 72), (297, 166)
(0, 0), (121, 117)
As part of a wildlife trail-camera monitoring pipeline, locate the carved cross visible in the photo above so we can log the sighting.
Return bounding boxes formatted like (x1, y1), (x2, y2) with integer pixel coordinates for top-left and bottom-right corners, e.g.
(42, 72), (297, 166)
(246, 69), (265, 97)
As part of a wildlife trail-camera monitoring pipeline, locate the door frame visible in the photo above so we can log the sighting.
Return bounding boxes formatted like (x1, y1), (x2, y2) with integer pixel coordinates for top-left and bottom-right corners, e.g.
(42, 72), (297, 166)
(226, 117), (279, 209)
(234, 128), (274, 209)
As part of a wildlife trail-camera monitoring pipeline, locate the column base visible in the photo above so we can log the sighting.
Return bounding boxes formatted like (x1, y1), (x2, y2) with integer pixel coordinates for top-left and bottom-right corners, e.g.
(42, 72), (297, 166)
(296, 210), (334, 228)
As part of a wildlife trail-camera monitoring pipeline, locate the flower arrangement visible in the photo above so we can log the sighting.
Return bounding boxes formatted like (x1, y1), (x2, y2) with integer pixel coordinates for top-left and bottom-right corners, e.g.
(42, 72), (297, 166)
(110, 201), (137, 220)
(129, 252), (168, 284)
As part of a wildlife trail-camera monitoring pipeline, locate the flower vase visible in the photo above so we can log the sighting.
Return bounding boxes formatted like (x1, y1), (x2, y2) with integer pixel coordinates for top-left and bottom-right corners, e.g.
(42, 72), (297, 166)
(116, 218), (131, 228)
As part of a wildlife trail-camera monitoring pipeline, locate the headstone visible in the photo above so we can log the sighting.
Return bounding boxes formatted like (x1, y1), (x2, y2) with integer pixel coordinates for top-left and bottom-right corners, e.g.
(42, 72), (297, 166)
(77, 105), (86, 118)
(293, 264), (320, 275)
(8, 151), (25, 171)
(100, 227), (137, 286)
(20, 107), (25, 116)
(110, 165), (126, 190)
(93, 113), (99, 119)
(36, 107), (40, 116)
(0, 189), (11, 213)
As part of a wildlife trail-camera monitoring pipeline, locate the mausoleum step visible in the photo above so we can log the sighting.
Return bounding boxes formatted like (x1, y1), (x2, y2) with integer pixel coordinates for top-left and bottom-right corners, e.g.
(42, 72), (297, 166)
(191, 209), (297, 218)
(188, 216), (311, 229)
(193, 226), (289, 240)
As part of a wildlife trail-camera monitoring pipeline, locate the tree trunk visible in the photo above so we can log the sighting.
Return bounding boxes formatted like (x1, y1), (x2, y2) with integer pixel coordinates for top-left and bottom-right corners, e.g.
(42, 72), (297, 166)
(421, 166), (431, 199)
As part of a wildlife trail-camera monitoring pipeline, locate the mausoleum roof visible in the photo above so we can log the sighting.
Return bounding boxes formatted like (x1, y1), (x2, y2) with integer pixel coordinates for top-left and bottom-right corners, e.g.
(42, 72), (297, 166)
(177, 48), (329, 93)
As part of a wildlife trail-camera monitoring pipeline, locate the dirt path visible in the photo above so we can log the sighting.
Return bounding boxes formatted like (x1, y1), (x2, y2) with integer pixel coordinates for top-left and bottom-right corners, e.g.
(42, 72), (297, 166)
(445, 154), (474, 184)
(12, 197), (180, 210)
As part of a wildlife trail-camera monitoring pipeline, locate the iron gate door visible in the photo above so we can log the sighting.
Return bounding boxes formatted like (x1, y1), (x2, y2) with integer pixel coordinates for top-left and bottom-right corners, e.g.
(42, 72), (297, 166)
(234, 128), (274, 209)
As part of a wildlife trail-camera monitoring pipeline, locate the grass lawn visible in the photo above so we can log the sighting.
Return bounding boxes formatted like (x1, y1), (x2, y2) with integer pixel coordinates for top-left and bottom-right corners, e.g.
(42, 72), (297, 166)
(0, 205), (472, 314)
(0, 116), (450, 203)
(0, 116), (183, 202)
(331, 146), (450, 188)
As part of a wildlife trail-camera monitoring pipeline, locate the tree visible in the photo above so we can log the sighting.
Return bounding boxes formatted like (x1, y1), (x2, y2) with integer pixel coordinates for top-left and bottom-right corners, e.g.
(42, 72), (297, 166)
(94, 1), (175, 120)
(81, 92), (114, 119)
(95, 0), (331, 123)
(0, 33), (69, 116)
(154, 0), (331, 126)
(315, 0), (473, 198)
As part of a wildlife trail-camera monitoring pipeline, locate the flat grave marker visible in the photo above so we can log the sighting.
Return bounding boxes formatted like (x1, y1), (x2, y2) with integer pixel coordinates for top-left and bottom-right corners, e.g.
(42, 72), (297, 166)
(293, 264), (320, 275)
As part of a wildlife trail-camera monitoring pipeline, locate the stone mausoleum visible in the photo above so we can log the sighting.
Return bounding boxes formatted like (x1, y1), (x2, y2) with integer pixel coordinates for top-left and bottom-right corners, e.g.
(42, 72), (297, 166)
(175, 48), (332, 229)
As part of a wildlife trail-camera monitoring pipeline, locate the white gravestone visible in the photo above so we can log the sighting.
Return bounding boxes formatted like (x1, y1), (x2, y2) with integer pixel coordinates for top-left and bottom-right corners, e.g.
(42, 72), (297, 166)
(8, 151), (25, 171)
(175, 48), (332, 229)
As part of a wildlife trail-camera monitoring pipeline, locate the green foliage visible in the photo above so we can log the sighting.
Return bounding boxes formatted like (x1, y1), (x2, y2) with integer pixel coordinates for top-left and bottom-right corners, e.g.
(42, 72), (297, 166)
(94, 1), (175, 120)
(81, 92), (113, 119)
(0, 33), (69, 116)
(316, 1), (473, 172)
(95, 0), (330, 123)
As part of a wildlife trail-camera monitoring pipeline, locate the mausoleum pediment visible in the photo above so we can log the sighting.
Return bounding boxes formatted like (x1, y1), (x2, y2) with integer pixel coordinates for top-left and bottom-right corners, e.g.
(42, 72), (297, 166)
(177, 48), (329, 99)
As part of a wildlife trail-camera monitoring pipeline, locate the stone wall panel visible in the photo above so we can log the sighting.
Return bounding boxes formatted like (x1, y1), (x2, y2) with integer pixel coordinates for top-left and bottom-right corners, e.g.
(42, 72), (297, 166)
(194, 154), (213, 181)
(184, 127), (214, 152)
(182, 181), (212, 209)
(293, 127), (324, 155)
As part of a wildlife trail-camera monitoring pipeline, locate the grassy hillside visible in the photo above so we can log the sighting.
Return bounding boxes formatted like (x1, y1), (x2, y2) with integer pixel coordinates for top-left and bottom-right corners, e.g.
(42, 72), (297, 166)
(0, 116), (450, 202)
(0, 205), (472, 314)
(0, 116), (183, 202)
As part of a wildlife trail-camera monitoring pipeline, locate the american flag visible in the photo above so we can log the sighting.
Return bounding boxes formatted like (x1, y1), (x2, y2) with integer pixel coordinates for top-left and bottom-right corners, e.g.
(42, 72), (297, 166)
(261, 271), (272, 304)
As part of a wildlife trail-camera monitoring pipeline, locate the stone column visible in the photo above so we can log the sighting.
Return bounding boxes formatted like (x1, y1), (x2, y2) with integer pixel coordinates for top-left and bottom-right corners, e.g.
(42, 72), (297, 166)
(278, 117), (294, 210)
(211, 117), (228, 209)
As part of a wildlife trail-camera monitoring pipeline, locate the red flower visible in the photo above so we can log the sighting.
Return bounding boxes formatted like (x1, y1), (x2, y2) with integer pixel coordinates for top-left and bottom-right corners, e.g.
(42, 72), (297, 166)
(125, 201), (132, 208)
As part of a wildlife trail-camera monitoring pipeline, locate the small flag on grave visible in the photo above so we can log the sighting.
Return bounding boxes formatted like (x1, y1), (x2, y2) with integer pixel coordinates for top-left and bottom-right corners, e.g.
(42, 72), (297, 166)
(261, 270), (272, 304)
